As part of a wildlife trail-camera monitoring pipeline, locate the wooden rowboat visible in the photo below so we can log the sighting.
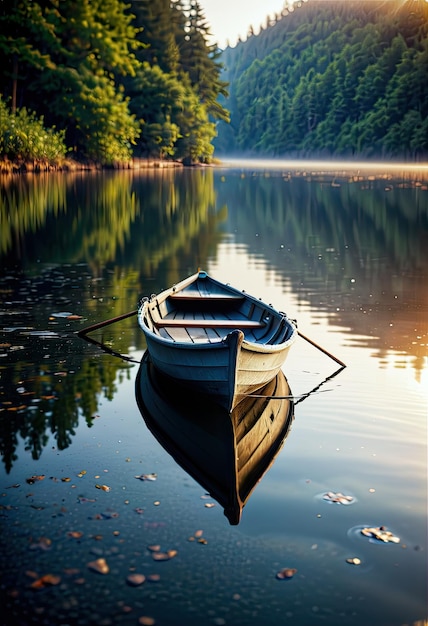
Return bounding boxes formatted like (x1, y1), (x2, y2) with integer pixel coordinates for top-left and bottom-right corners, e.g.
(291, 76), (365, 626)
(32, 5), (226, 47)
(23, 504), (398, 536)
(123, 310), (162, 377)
(135, 351), (294, 525)
(138, 270), (297, 412)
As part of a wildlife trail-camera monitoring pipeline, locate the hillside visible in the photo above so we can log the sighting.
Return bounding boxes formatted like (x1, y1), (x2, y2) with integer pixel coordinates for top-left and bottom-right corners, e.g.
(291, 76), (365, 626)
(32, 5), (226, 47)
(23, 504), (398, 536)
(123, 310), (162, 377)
(216, 0), (428, 159)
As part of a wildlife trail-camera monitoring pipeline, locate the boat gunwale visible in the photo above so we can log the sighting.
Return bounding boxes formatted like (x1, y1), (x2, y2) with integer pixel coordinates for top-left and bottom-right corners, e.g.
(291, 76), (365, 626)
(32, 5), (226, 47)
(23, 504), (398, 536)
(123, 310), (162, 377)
(138, 271), (297, 351)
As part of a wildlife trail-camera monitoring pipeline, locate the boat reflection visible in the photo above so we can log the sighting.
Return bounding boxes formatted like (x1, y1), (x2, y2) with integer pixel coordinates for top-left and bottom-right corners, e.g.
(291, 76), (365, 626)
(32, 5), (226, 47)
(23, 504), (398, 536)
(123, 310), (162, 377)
(135, 352), (294, 525)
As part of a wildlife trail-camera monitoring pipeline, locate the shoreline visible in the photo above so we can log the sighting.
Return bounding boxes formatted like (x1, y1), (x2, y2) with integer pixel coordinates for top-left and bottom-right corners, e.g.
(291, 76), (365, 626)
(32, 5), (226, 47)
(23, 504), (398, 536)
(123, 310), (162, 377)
(0, 157), (186, 175)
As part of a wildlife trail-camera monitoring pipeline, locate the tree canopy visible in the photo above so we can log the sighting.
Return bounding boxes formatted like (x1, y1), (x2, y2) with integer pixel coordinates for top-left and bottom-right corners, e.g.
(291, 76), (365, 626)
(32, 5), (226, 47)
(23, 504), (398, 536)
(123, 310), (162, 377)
(0, 0), (229, 165)
(216, 0), (428, 160)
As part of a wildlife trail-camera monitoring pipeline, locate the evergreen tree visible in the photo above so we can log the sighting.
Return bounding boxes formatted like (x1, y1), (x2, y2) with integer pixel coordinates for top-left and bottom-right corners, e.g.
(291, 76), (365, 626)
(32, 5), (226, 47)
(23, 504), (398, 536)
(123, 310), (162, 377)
(217, 0), (428, 159)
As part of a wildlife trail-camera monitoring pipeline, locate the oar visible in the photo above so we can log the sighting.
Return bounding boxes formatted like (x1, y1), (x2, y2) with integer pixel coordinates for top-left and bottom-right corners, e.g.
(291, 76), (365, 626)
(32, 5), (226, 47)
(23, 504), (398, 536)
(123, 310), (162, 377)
(297, 329), (346, 368)
(77, 309), (138, 337)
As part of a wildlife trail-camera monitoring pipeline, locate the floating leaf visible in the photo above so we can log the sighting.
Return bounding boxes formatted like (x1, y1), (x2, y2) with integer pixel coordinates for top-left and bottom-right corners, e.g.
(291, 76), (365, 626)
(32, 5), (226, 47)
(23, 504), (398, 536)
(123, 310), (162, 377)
(147, 545), (161, 552)
(151, 549), (177, 561)
(135, 473), (157, 481)
(95, 484), (110, 492)
(360, 526), (400, 543)
(276, 568), (297, 580)
(323, 491), (355, 505)
(126, 574), (146, 587)
(30, 574), (61, 589)
(346, 557), (361, 565)
(138, 617), (155, 626)
(26, 475), (45, 484)
(87, 558), (109, 574)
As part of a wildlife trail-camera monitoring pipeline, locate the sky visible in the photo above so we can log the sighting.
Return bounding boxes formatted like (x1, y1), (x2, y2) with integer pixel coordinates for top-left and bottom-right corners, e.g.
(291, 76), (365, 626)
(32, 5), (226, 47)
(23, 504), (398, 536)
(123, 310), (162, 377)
(199, 0), (289, 48)
(198, 0), (424, 48)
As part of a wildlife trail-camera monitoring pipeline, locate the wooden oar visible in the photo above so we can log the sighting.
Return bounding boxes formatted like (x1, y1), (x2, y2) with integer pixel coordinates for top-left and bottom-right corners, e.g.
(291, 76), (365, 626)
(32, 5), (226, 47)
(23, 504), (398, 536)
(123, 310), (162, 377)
(297, 330), (346, 368)
(77, 309), (138, 337)
(77, 309), (346, 369)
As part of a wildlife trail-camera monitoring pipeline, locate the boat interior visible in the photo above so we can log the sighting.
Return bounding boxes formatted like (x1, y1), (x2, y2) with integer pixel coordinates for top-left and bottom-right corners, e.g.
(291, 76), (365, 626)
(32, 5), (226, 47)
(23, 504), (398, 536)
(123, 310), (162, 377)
(145, 288), (294, 345)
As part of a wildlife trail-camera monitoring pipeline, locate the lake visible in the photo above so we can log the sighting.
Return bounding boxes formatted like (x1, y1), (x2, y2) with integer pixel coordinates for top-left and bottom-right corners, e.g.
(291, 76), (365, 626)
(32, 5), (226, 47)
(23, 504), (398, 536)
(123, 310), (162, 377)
(0, 159), (427, 626)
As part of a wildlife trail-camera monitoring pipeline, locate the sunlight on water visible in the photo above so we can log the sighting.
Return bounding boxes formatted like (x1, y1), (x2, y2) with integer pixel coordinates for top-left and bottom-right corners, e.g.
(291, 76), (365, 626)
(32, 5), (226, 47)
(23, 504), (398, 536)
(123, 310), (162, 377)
(220, 157), (428, 179)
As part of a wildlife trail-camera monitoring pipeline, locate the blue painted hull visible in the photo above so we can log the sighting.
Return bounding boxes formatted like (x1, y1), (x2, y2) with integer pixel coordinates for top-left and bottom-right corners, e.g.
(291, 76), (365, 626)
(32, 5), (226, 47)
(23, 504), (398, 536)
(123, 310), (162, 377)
(138, 271), (297, 411)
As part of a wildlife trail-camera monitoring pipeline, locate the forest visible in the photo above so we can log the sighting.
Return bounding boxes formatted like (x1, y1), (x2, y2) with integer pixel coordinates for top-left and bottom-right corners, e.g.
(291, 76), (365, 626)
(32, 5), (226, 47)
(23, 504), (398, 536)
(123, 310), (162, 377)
(1, 0), (427, 166)
(216, 0), (428, 159)
(0, 0), (228, 166)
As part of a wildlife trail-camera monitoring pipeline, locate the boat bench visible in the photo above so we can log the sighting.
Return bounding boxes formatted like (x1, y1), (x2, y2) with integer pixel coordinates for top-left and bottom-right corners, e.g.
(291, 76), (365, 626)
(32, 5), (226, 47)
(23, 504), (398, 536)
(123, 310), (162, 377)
(153, 318), (266, 329)
(168, 293), (245, 302)
(149, 291), (267, 330)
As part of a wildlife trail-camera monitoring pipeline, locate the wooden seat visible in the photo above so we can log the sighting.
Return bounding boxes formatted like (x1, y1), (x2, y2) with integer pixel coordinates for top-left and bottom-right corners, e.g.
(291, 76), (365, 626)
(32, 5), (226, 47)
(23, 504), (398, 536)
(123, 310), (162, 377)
(168, 293), (245, 302)
(153, 318), (265, 329)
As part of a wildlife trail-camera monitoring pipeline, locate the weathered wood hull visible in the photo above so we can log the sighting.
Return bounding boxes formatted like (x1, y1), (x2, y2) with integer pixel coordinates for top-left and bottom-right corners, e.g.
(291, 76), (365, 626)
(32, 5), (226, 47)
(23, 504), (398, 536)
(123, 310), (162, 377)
(135, 352), (294, 525)
(138, 271), (297, 412)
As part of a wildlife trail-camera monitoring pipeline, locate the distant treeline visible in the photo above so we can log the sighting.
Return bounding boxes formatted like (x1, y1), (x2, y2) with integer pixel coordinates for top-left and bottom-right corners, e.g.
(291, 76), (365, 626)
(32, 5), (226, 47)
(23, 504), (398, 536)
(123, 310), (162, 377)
(216, 0), (428, 160)
(0, 0), (228, 166)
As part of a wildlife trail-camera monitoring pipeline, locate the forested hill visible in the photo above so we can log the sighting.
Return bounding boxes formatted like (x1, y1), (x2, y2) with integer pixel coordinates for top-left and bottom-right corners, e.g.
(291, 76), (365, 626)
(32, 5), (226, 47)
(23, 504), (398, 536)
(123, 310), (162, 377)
(216, 0), (428, 160)
(0, 0), (228, 167)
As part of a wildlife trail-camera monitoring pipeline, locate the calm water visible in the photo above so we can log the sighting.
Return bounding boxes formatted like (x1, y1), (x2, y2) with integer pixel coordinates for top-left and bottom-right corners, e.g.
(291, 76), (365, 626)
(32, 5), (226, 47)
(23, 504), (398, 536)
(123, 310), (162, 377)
(0, 160), (427, 626)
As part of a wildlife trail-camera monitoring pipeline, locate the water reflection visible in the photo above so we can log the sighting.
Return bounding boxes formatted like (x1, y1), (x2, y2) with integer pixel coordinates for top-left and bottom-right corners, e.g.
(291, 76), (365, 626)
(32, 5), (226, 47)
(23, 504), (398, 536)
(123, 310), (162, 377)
(135, 352), (294, 525)
(0, 271), (134, 473)
(1, 161), (427, 467)
(213, 165), (428, 377)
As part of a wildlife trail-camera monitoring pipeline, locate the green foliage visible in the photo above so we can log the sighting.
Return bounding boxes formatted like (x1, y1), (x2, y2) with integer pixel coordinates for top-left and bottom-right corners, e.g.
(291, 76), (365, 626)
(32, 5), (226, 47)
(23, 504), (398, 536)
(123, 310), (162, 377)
(1, 0), (228, 164)
(218, 0), (428, 159)
(0, 96), (67, 163)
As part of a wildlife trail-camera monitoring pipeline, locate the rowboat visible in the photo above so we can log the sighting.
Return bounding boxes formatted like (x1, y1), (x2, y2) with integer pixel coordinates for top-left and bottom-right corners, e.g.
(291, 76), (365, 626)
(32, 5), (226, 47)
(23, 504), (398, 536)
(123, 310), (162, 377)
(135, 351), (294, 525)
(138, 270), (297, 411)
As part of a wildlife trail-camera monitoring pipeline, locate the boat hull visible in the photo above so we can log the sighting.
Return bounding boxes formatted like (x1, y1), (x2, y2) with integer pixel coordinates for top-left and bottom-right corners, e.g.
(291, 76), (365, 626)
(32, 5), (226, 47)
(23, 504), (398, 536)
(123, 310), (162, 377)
(138, 271), (297, 411)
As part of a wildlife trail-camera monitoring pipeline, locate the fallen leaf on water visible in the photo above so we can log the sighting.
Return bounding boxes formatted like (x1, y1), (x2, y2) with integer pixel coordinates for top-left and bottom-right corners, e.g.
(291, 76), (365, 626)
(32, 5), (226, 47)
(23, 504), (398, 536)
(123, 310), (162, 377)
(126, 574), (146, 587)
(87, 558), (109, 574)
(135, 473), (157, 481)
(30, 574), (61, 589)
(67, 531), (83, 539)
(361, 526), (400, 543)
(276, 568), (297, 580)
(346, 557), (361, 565)
(151, 549), (177, 561)
(323, 491), (355, 505)
(95, 484), (110, 492)
(26, 475), (45, 484)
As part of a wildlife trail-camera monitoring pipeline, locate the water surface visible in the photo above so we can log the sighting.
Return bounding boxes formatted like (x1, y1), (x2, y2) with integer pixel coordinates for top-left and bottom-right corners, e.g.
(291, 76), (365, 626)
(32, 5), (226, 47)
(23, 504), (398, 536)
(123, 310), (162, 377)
(0, 160), (427, 625)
